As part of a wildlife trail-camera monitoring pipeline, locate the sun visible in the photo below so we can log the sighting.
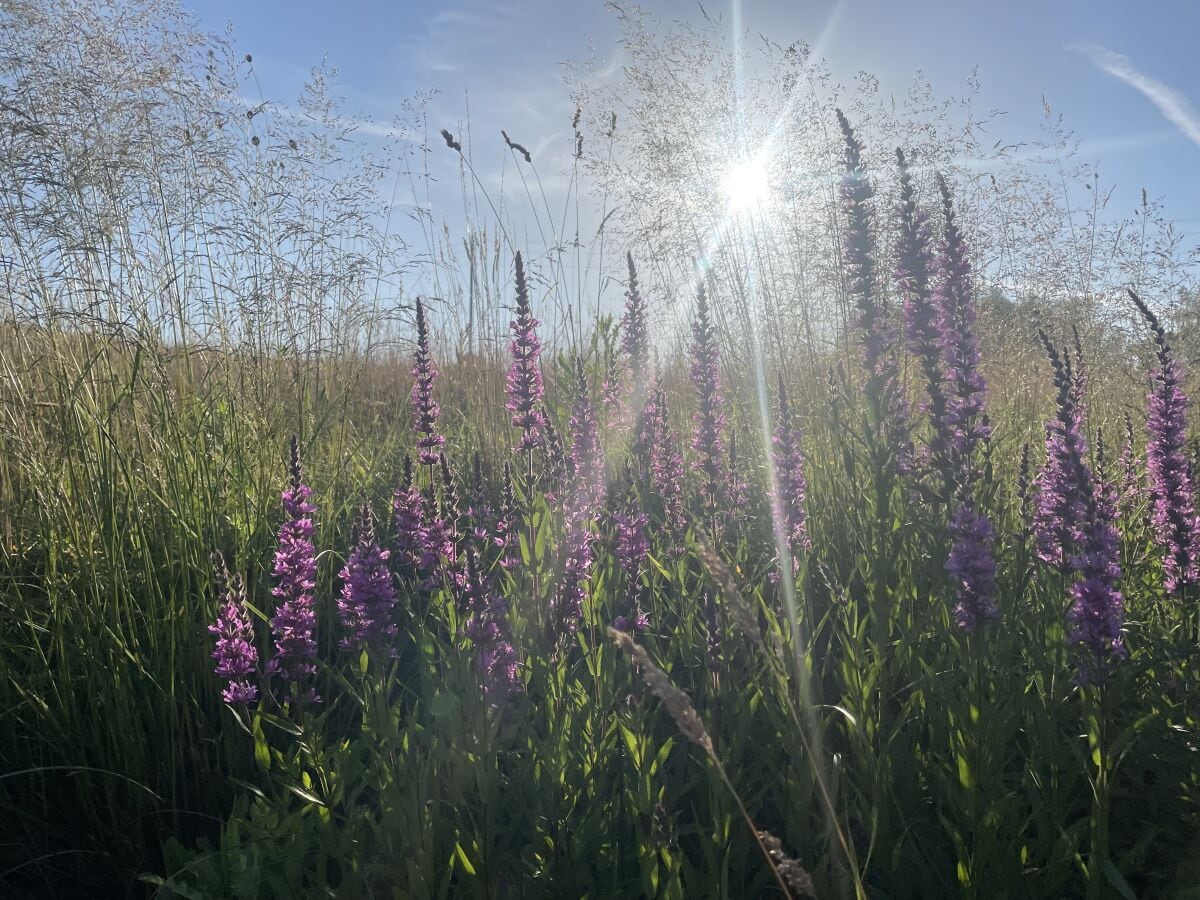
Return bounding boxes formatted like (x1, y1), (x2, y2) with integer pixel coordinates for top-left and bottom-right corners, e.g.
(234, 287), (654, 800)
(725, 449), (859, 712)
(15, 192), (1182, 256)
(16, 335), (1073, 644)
(722, 157), (771, 212)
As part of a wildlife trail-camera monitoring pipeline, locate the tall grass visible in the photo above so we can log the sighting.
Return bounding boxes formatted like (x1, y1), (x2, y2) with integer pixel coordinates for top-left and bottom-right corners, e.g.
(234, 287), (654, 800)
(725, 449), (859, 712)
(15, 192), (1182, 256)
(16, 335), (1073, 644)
(2, 2), (1200, 897)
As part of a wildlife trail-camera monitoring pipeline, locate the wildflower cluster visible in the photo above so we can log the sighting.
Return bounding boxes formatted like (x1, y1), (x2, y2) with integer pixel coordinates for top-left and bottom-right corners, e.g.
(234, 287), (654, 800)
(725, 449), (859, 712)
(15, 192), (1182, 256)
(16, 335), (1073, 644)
(337, 505), (398, 651)
(1131, 289), (1200, 593)
(411, 298), (445, 466)
(208, 552), (259, 705)
(689, 281), (728, 515)
(836, 109), (913, 474)
(266, 436), (319, 694)
(1034, 332), (1126, 669)
(506, 251), (547, 452)
(770, 375), (810, 580)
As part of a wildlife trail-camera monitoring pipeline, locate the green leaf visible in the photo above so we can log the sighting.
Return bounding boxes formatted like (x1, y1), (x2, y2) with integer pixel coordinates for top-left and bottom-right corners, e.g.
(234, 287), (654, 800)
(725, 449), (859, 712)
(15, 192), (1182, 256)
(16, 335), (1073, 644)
(285, 783), (325, 806)
(822, 704), (859, 730)
(229, 777), (267, 801)
(453, 841), (477, 876)
(647, 554), (673, 580)
(618, 722), (643, 766)
(253, 718), (270, 772)
(957, 754), (974, 790)
(430, 691), (461, 718)
(1102, 860), (1137, 900)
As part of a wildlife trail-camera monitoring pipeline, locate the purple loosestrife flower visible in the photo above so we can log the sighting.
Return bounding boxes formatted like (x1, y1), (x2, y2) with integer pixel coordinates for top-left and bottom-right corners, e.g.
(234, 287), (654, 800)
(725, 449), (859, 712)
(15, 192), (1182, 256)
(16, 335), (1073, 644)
(410, 298), (444, 466)
(895, 150), (953, 481)
(1016, 441), (1034, 543)
(266, 437), (318, 690)
(463, 452), (494, 547)
(1034, 334), (1126, 673)
(612, 502), (650, 632)
(1033, 333), (1091, 570)
(632, 378), (660, 472)
(551, 371), (606, 639)
(415, 454), (462, 588)
(338, 505), (398, 651)
(208, 552), (259, 704)
(947, 502), (999, 631)
(569, 357), (605, 512)
(601, 349), (630, 431)
(835, 111), (913, 475)
(934, 175), (990, 467)
(495, 462), (520, 570)
(506, 251), (546, 452)
(460, 548), (521, 702)
(689, 281), (729, 514)
(646, 384), (687, 538)
(553, 503), (596, 639)
(610, 613), (648, 633)
(622, 252), (650, 395)
(1117, 414), (1142, 517)
(1095, 427), (1118, 512)
(418, 481), (454, 580)
(727, 430), (749, 512)
(393, 454), (425, 572)
(1067, 485), (1127, 672)
(771, 375), (811, 580)
(439, 452), (463, 540)
(909, 175), (1000, 630)
(542, 416), (568, 502)
(1131, 289), (1200, 594)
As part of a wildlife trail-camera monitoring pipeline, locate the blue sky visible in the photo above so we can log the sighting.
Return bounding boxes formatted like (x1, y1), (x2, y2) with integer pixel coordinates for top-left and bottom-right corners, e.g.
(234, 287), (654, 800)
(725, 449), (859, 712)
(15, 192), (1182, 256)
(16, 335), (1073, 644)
(192, 0), (1200, 252)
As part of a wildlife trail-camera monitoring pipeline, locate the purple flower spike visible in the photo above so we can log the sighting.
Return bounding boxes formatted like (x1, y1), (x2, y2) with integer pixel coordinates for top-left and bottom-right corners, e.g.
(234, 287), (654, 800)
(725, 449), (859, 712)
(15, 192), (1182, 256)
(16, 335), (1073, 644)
(569, 357), (605, 513)
(267, 437), (318, 693)
(411, 298), (445, 466)
(771, 375), (811, 579)
(553, 510), (595, 639)
(549, 366), (607, 639)
(1034, 332), (1126, 675)
(1067, 487), (1127, 671)
(934, 175), (990, 467)
(506, 252), (547, 452)
(208, 552), (259, 705)
(1116, 414), (1142, 517)
(1033, 334), (1092, 570)
(947, 502), (998, 631)
(460, 547), (522, 703)
(895, 149), (952, 482)
(1131, 289), (1200, 594)
(835, 111), (913, 474)
(622, 252), (650, 394)
(727, 430), (749, 511)
(601, 348), (629, 431)
(393, 454), (425, 572)
(1067, 579), (1127, 678)
(613, 501), (650, 631)
(689, 281), (729, 513)
(417, 482), (450, 581)
(614, 507), (650, 578)
(640, 381), (686, 538)
(338, 505), (398, 651)
(463, 452), (496, 549)
(496, 462), (520, 570)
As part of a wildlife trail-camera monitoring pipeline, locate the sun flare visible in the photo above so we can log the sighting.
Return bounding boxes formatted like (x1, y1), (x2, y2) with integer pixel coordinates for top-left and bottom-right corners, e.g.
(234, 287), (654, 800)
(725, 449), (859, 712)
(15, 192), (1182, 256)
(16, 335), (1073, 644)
(722, 157), (771, 212)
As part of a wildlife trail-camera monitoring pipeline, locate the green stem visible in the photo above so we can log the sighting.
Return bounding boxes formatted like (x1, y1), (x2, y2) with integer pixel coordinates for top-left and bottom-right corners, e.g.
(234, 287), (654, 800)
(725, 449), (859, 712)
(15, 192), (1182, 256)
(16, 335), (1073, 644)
(1085, 683), (1110, 900)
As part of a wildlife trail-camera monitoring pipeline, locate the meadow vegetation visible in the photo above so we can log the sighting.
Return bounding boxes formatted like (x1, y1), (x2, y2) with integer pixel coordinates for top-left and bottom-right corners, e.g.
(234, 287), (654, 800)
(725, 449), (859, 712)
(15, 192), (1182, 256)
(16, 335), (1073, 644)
(1, 2), (1199, 897)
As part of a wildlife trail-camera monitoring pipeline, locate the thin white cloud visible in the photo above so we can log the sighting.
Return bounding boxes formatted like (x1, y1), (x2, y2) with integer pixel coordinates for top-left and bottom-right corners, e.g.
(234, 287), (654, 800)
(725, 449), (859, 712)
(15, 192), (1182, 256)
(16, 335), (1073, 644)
(1073, 41), (1200, 149)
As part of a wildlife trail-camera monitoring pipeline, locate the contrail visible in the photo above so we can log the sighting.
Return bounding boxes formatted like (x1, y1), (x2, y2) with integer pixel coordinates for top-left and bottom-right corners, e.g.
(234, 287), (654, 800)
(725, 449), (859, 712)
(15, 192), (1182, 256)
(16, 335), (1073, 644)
(1073, 41), (1200, 149)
